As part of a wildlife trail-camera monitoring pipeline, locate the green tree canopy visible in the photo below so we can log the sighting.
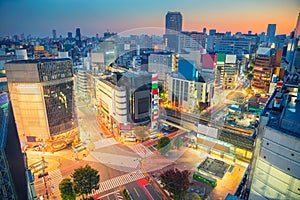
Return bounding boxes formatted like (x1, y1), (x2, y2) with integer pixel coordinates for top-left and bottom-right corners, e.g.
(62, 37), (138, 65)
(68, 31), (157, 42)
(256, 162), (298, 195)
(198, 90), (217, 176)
(247, 73), (253, 81)
(172, 136), (183, 149)
(59, 178), (76, 200)
(160, 168), (191, 200)
(157, 136), (171, 155)
(159, 90), (168, 101)
(133, 126), (150, 141)
(71, 164), (100, 199)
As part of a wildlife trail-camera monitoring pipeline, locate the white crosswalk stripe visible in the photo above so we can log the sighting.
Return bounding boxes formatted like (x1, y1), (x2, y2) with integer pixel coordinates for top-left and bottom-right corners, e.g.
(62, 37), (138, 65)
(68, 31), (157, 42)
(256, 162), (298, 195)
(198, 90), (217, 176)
(94, 138), (118, 149)
(91, 170), (145, 195)
(48, 169), (63, 193)
(115, 192), (123, 199)
(128, 144), (153, 158)
(84, 152), (140, 168)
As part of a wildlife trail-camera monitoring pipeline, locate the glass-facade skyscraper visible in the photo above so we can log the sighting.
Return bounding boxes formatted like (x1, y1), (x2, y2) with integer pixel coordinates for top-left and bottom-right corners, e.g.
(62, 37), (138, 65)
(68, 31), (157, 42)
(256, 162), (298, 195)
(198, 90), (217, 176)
(5, 58), (79, 151)
(266, 24), (276, 44)
(75, 27), (81, 46)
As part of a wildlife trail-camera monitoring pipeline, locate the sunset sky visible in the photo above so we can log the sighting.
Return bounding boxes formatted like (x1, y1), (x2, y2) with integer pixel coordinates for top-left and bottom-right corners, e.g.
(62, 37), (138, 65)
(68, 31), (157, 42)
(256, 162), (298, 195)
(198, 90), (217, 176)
(0, 0), (299, 37)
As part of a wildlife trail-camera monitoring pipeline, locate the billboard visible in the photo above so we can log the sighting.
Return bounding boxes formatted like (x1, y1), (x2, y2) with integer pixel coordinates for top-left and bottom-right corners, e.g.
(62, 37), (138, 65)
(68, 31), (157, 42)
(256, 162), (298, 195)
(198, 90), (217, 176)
(225, 54), (236, 64)
(216, 53), (225, 64)
(202, 54), (215, 69)
(34, 46), (44, 51)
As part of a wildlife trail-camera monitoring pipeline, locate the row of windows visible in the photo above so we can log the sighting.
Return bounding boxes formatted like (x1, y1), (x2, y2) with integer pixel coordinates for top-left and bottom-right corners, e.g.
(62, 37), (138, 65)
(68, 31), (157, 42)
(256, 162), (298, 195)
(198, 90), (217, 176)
(38, 61), (73, 82)
(43, 81), (76, 135)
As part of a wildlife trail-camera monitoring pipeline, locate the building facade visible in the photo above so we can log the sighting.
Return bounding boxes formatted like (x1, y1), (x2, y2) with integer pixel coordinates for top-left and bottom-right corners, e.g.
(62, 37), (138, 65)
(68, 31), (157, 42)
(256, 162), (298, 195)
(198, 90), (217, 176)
(167, 74), (213, 112)
(165, 11), (182, 34)
(96, 76), (127, 137)
(251, 48), (283, 93)
(148, 52), (174, 85)
(0, 95), (36, 199)
(96, 71), (157, 138)
(266, 24), (276, 44)
(215, 53), (238, 89)
(5, 58), (79, 151)
(214, 36), (251, 55)
(247, 78), (300, 200)
(179, 31), (206, 51)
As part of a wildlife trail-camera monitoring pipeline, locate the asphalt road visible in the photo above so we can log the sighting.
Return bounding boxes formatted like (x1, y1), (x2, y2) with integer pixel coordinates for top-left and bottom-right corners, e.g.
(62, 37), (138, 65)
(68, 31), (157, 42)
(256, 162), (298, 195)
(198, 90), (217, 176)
(31, 99), (247, 200)
(125, 182), (150, 200)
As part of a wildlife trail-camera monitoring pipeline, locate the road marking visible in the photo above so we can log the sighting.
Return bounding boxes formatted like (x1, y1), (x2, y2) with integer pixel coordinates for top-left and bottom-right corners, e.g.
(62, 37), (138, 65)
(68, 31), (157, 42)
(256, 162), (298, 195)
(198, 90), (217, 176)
(84, 152), (140, 168)
(48, 169), (63, 193)
(134, 187), (140, 197)
(128, 144), (153, 158)
(91, 170), (145, 195)
(93, 138), (118, 149)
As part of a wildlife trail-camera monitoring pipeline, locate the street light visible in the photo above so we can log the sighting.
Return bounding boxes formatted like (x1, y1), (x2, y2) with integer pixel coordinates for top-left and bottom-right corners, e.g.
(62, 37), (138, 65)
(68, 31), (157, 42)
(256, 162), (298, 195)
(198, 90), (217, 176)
(41, 156), (49, 199)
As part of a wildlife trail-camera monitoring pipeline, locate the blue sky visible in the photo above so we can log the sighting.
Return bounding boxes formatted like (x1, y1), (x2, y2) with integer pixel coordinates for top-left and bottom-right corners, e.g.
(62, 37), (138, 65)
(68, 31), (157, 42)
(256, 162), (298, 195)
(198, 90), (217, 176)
(0, 0), (299, 37)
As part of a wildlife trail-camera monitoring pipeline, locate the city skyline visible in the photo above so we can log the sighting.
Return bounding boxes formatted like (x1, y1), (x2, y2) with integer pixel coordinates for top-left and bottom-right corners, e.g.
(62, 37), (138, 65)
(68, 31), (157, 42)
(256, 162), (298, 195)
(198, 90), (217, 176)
(0, 0), (299, 37)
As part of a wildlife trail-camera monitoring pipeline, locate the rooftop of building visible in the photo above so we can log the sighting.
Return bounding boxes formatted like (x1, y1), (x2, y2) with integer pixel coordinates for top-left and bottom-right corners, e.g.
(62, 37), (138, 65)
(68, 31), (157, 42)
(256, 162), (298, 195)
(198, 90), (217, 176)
(262, 74), (300, 138)
(149, 51), (173, 56)
(170, 73), (206, 83)
(5, 58), (71, 64)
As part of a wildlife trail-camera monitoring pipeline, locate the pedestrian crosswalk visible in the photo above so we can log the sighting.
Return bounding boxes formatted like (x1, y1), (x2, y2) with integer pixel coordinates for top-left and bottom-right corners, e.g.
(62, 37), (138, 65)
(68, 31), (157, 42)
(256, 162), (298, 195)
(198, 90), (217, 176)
(128, 144), (153, 158)
(91, 170), (145, 195)
(94, 138), (118, 150)
(84, 152), (140, 169)
(48, 169), (63, 193)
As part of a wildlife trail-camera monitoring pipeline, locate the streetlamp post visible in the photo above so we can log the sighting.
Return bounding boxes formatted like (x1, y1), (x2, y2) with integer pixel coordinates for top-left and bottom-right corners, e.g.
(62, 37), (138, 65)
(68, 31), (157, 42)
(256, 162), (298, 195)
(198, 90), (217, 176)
(41, 156), (49, 199)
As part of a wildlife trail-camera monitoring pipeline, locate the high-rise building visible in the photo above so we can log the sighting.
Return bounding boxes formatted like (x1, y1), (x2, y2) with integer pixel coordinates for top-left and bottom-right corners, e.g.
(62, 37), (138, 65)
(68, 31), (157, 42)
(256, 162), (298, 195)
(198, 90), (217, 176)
(288, 13), (300, 74)
(266, 24), (276, 44)
(52, 29), (57, 40)
(96, 71), (156, 137)
(165, 11), (182, 34)
(215, 53), (238, 89)
(251, 47), (282, 93)
(75, 28), (81, 46)
(0, 93), (36, 199)
(247, 76), (300, 200)
(295, 13), (300, 38)
(67, 32), (72, 40)
(5, 58), (79, 151)
(167, 73), (214, 111)
(164, 11), (182, 52)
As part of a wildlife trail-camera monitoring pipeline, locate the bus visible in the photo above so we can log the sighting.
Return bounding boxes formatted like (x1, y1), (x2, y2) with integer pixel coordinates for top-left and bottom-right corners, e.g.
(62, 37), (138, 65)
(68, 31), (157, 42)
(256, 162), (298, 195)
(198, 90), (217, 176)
(193, 172), (217, 187)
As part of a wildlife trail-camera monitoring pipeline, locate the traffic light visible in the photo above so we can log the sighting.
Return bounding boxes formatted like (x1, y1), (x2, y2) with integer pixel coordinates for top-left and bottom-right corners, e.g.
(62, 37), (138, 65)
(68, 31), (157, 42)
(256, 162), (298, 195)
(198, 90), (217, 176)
(38, 172), (48, 178)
